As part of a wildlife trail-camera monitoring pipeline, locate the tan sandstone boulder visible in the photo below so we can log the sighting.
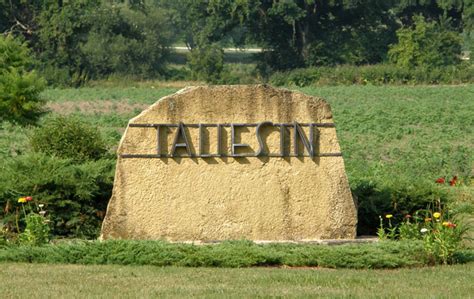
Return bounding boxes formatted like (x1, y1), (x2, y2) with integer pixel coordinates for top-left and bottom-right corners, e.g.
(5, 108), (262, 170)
(101, 85), (357, 241)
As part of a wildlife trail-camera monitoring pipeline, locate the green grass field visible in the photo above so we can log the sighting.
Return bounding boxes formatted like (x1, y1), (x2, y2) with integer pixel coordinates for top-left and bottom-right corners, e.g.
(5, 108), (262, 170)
(2, 262), (473, 298)
(40, 84), (474, 180)
(39, 84), (474, 234)
(301, 85), (473, 187)
(2, 84), (472, 232)
(39, 84), (474, 190)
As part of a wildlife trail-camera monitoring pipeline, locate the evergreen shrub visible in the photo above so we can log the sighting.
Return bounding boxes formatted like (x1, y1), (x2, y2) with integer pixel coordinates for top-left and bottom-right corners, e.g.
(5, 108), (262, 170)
(30, 116), (108, 162)
(354, 180), (451, 235)
(0, 35), (46, 124)
(0, 153), (114, 238)
(0, 240), (441, 269)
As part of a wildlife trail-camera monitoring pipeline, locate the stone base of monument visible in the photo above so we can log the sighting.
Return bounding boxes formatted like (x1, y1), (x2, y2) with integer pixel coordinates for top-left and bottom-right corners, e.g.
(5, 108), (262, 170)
(101, 85), (358, 241)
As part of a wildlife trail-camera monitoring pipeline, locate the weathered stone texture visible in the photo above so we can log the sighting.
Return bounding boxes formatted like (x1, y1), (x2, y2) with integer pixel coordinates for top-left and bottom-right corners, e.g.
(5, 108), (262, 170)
(101, 85), (357, 241)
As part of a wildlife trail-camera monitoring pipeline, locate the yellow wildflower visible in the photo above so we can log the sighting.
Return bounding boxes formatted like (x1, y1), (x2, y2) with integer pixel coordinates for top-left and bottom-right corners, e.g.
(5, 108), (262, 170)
(18, 197), (27, 203)
(385, 214), (393, 219)
(442, 222), (449, 227)
(433, 212), (441, 219)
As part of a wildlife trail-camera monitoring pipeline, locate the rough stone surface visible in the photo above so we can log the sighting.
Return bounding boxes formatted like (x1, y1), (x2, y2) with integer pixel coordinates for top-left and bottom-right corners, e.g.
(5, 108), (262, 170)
(101, 85), (357, 241)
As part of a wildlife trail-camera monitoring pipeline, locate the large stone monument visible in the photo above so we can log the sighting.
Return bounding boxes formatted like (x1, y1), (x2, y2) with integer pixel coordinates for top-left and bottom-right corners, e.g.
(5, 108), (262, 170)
(101, 85), (357, 241)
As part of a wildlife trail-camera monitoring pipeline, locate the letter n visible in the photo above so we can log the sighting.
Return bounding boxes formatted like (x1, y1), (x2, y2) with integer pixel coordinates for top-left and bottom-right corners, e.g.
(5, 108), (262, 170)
(293, 122), (314, 157)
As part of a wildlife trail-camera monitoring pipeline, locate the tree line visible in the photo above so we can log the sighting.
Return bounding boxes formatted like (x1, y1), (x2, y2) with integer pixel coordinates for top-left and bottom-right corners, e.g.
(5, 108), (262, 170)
(1, 0), (473, 84)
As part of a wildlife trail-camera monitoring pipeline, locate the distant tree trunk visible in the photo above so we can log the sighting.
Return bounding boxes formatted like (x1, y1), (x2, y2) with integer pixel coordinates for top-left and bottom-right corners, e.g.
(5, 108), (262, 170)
(296, 21), (310, 63)
(295, 1), (317, 65)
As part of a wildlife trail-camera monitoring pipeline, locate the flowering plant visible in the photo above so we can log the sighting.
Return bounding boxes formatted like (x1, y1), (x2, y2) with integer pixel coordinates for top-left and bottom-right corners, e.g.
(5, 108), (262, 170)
(378, 209), (467, 264)
(435, 175), (460, 186)
(377, 214), (397, 239)
(421, 212), (466, 264)
(14, 196), (50, 246)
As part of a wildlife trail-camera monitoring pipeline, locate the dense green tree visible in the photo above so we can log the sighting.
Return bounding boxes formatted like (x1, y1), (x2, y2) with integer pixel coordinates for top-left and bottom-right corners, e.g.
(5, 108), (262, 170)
(36, 1), (173, 84)
(388, 16), (463, 68)
(462, 0), (474, 54)
(159, 0), (247, 49)
(35, 0), (101, 85)
(159, 0), (247, 81)
(0, 35), (45, 124)
(80, 3), (172, 78)
(394, 0), (465, 29)
(1, 1), (174, 85)
(246, 0), (399, 70)
(187, 44), (225, 83)
(0, 0), (43, 37)
(393, 0), (471, 60)
(163, 1), (399, 71)
(1, 0), (471, 82)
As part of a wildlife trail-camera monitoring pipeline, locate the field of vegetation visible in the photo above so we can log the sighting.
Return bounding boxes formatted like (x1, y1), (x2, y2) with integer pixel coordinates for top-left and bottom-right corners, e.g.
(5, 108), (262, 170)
(1, 84), (471, 241)
(1, 84), (472, 237)
(39, 84), (474, 188)
(48, 85), (474, 214)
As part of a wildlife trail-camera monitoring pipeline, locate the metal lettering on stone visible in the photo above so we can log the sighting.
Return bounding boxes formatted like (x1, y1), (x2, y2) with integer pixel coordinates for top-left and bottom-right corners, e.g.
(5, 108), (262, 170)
(121, 122), (341, 158)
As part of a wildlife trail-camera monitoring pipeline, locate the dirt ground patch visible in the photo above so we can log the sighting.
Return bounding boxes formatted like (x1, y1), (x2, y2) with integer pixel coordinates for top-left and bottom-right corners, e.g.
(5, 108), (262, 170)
(46, 100), (149, 114)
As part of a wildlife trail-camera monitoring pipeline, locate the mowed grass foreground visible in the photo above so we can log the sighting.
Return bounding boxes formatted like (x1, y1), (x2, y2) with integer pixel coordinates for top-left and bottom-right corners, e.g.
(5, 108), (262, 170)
(2, 262), (473, 298)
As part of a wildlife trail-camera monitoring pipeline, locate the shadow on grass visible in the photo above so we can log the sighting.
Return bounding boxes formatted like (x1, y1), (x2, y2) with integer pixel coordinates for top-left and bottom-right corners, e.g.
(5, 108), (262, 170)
(454, 250), (474, 263)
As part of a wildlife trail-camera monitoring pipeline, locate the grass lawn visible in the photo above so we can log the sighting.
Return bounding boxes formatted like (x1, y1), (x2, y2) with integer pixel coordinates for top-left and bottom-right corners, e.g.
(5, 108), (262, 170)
(1, 85), (471, 232)
(2, 262), (473, 298)
(11, 84), (468, 235)
(39, 84), (474, 199)
(40, 84), (474, 188)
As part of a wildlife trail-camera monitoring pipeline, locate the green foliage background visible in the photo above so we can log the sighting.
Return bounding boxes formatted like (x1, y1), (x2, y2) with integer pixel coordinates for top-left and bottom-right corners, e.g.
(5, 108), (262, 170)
(389, 16), (463, 68)
(0, 0), (472, 84)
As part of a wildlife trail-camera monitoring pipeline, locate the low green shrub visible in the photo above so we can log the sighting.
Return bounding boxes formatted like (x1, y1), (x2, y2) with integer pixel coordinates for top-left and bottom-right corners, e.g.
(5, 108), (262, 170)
(352, 181), (392, 235)
(354, 180), (452, 235)
(0, 153), (114, 238)
(164, 67), (193, 81)
(219, 63), (260, 84)
(0, 240), (448, 269)
(269, 64), (474, 87)
(270, 68), (321, 87)
(30, 116), (108, 162)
